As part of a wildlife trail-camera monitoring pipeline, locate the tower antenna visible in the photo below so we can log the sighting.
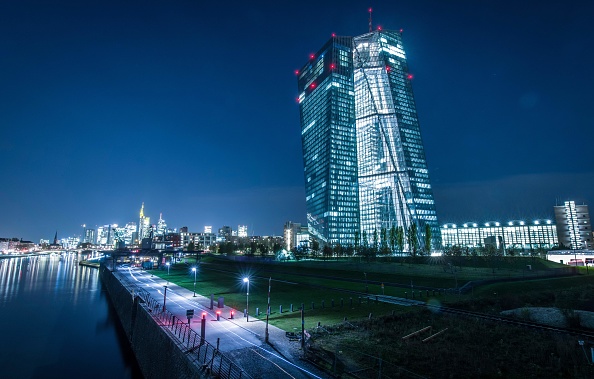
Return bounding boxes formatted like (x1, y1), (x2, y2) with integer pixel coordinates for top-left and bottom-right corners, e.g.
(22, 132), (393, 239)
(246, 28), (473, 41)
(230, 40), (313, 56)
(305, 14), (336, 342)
(368, 7), (372, 33)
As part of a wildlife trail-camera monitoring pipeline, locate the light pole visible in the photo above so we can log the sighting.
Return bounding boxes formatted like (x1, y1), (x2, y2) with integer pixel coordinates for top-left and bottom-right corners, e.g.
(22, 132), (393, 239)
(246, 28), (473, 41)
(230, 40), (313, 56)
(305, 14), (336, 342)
(166, 262), (170, 276)
(192, 267), (197, 297)
(265, 277), (271, 342)
(243, 277), (250, 322)
(163, 285), (168, 312)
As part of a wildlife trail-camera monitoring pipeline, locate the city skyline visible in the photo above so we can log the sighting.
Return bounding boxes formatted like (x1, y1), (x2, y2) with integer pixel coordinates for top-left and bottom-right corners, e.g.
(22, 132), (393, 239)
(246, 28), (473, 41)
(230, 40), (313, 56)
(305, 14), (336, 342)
(1, 1), (593, 242)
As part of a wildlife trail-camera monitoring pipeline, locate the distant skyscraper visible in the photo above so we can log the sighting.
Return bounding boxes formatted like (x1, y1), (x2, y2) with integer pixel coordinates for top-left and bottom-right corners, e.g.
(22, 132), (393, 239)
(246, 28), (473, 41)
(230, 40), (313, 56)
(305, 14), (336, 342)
(138, 203), (151, 241)
(156, 213), (167, 236)
(554, 201), (592, 249)
(297, 29), (440, 248)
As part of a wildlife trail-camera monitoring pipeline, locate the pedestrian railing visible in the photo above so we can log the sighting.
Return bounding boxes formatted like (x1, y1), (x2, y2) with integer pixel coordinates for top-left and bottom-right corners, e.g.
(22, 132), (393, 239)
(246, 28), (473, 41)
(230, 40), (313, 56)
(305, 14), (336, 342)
(121, 277), (251, 379)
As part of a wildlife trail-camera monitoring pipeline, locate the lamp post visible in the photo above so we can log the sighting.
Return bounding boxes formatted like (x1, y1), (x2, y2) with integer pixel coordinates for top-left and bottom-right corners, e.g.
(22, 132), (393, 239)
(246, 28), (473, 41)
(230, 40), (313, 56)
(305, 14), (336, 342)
(265, 277), (271, 342)
(192, 267), (197, 297)
(243, 277), (250, 322)
(163, 285), (168, 312)
(166, 262), (170, 275)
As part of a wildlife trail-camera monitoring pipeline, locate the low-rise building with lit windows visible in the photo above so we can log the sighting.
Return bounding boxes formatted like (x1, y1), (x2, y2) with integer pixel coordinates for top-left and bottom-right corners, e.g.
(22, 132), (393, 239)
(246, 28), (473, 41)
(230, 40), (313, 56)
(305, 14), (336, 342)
(441, 219), (558, 251)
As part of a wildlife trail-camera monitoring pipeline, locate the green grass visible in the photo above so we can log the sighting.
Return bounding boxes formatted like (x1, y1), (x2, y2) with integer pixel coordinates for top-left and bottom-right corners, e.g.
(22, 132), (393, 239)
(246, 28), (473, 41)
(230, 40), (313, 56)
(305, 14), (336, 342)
(146, 254), (583, 331)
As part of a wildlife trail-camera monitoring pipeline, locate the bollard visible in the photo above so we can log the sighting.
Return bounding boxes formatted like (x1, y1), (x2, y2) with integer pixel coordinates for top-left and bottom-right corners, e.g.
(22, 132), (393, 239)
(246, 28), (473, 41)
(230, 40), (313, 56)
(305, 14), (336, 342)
(201, 313), (206, 344)
(244, 309), (247, 317)
(280, 305), (283, 314)
(256, 307), (260, 316)
(216, 311), (220, 321)
(210, 294), (214, 310)
(290, 304), (293, 312)
(230, 310), (234, 319)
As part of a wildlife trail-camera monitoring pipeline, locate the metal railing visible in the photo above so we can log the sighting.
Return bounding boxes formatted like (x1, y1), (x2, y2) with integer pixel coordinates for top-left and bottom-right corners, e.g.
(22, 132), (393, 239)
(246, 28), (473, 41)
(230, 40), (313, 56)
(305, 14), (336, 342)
(116, 272), (251, 379)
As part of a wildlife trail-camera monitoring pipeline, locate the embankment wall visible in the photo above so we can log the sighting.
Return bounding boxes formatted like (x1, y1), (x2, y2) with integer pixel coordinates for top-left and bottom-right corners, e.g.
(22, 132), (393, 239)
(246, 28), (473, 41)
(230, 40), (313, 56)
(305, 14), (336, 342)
(99, 265), (207, 379)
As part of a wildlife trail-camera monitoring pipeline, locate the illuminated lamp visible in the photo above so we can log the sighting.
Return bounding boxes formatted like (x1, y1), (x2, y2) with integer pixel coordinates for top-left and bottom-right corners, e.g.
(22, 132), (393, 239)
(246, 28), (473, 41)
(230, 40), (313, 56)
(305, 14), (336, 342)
(369, 7), (372, 12)
(485, 223), (489, 227)
(508, 222), (513, 226)
(330, 63), (335, 70)
(407, 74), (414, 80)
(546, 220), (551, 224)
(310, 83), (316, 89)
(463, 224), (467, 228)
(534, 220), (539, 225)
(386, 66), (391, 72)
(399, 28), (404, 33)
(520, 221), (525, 225)
(310, 54), (315, 59)
(377, 26), (382, 31)
(495, 222), (500, 226)
(332, 33), (336, 37)
(473, 223), (478, 227)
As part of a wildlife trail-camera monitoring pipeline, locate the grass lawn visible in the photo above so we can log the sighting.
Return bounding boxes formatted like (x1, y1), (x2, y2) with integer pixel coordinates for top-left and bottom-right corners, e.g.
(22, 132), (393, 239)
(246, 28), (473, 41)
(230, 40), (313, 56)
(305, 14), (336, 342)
(145, 254), (583, 331)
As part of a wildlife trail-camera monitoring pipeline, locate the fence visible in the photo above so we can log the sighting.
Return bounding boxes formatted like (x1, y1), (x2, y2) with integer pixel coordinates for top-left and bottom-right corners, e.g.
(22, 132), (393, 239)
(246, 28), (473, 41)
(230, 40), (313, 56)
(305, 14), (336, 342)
(119, 274), (251, 379)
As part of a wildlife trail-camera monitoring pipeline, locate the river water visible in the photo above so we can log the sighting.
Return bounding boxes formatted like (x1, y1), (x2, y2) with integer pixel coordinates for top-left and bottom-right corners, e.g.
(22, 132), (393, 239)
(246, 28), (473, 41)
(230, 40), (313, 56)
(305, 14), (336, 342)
(0, 254), (143, 379)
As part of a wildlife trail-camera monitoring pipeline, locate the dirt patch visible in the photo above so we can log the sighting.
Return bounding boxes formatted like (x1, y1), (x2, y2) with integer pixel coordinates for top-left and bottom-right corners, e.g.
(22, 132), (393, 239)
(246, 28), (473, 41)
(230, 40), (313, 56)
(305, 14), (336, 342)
(501, 307), (594, 329)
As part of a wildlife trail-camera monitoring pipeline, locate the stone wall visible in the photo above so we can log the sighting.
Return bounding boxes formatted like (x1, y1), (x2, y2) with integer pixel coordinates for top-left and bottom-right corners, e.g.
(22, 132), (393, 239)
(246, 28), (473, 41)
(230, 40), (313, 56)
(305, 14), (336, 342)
(100, 265), (207, 379)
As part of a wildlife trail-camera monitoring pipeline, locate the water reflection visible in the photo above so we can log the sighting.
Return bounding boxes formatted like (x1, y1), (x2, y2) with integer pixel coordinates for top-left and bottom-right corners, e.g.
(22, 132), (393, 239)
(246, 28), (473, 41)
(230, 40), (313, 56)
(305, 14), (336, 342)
(0, 254), (143, 379)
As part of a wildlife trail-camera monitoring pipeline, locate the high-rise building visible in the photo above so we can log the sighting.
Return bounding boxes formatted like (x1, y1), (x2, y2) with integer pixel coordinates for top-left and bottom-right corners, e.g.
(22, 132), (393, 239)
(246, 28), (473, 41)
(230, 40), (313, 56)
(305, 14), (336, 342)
(297, 29), (440, 249)
(554, 201), (592, 249)
(138, 203), (151, 241)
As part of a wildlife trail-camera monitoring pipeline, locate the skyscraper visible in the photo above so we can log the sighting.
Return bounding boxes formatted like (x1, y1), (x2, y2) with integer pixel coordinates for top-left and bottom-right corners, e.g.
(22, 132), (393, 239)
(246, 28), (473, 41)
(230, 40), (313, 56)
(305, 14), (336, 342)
(554, 201), (592, 249)
(297, 29), (440, 249)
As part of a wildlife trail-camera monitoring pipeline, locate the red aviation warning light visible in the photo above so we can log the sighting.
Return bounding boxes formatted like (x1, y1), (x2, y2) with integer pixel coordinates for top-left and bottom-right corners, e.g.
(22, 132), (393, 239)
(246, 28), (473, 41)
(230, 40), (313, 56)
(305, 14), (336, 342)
(294, 69), (299, 75)
(377, 25), (382, 31)
(310, 82), (316, 89)
(331, 33), (336, 37)
(330, 63), (336, 70)
(386, 66), (391, 72)
(309, 54), (315, 60)
(407, 74), (414, 80)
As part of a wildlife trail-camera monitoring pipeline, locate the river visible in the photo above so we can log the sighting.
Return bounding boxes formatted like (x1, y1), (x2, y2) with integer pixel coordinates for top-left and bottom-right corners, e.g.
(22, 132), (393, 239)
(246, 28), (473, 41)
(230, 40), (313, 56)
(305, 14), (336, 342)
(0, 253), (143, 379)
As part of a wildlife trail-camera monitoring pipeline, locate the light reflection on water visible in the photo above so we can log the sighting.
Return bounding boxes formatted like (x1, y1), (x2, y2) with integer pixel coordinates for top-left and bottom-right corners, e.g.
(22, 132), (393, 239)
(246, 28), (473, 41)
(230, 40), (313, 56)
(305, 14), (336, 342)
(0, 254), (143, 379)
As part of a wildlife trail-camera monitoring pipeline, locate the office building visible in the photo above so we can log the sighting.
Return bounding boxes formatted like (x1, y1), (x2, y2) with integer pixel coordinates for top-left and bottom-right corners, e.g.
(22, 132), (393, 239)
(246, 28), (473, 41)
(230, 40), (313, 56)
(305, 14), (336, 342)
(441, 220), (558, 251)
(554, 201), (592, 249)
(298, 28), (440, 248)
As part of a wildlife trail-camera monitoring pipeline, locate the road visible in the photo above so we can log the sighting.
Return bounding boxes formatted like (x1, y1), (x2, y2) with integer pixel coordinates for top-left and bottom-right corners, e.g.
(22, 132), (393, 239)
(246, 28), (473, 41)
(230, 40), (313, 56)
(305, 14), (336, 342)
(113, 265), (328, 379)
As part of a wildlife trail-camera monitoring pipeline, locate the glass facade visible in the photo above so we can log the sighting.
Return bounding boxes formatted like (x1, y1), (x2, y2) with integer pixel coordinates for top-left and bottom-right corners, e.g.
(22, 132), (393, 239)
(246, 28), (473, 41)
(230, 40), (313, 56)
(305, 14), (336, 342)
(441, 220), (558, 250)
(298, 31), (440, 248)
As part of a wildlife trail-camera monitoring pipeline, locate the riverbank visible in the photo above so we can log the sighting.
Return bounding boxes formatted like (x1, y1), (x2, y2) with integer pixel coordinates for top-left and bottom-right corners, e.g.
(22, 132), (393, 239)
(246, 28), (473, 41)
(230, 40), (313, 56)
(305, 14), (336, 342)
(0, 251), (54, 259)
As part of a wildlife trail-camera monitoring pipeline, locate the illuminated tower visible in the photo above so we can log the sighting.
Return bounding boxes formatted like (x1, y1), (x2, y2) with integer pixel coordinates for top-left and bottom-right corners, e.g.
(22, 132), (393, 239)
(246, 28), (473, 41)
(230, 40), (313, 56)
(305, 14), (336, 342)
(138, 203), (151, 242)
(297, 29), (440, 249)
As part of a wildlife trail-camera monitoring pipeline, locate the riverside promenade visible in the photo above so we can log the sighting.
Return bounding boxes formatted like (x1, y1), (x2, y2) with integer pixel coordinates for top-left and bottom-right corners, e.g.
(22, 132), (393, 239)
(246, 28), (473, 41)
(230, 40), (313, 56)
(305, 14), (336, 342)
(102, 263), (327, 379)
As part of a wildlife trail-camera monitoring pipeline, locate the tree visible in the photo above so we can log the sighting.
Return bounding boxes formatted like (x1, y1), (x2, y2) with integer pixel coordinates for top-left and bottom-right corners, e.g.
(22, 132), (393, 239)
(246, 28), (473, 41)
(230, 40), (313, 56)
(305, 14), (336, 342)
(424, 224), (432, 255)
(396, 226), (404, 254)
(354, 231), (360, 257)
(389, 225), (397, 255)
(333, 243), (343, 257)
(187, 241), (195, 251)
(372, 228), (379, 258)
(406, 223), (419, 257)
(380, 227), (390, 255)
(311, 238), (320, 258)
(322, 244), (333, 260)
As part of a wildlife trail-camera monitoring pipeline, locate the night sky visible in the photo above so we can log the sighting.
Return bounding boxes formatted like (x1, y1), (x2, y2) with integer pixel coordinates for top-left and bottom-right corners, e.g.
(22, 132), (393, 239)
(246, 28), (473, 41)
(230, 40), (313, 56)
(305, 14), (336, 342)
(1, 1), (592, 242)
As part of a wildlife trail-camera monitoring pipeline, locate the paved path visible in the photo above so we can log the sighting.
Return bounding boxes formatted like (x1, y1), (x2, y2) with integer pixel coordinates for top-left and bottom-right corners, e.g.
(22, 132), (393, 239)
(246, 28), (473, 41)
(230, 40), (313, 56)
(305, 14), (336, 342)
(114, 266), (328, 379)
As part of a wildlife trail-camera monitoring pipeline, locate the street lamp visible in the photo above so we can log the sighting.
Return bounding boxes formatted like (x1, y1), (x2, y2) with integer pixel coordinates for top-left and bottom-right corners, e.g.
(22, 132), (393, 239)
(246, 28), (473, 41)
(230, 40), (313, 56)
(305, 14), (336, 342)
(166, 262), (170, 276)
(243, 277), (250, 322)
(192, 267), (197, 297)
(163, 285), (168, 312)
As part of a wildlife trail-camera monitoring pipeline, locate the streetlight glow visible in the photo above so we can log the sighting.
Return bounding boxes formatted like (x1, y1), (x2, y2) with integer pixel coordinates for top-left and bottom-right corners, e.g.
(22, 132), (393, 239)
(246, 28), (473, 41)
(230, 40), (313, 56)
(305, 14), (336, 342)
(192, 267), (197, 297)
(243, 277), (250, 322)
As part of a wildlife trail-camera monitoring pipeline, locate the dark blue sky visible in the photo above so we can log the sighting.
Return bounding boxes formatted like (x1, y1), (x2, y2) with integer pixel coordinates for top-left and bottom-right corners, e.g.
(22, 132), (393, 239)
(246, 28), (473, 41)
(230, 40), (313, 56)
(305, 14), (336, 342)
(1, 1), (592, 241)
